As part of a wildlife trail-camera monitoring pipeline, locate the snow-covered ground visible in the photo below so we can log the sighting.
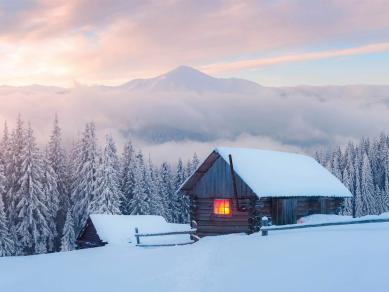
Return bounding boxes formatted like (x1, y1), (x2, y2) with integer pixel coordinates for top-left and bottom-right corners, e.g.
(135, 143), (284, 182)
(1, 219), (389, 292)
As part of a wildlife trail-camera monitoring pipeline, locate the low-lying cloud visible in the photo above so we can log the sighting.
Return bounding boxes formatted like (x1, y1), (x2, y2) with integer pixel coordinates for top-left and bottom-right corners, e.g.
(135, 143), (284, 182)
(1, 76), (389, 163)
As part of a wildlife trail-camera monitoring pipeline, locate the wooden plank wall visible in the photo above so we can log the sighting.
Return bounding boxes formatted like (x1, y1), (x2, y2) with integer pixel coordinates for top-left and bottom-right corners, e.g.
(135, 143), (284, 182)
(255, 197), (344, 225)
(76, 218), (105, 249)
(190, 156), (256, 198)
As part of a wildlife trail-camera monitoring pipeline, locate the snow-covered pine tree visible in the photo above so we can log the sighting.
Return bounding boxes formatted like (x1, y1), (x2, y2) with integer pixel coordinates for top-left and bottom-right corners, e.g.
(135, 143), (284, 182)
(71, 122), (100, 232)
(0, 122), (11, 193)
(360, 153), (376, 216)
(146, 157), (163, 216)
(342, 144), (356, 216)
(47, 115), (70, 250)
(159, 162), (174, 222)
(381, 174), (389, 213)
(15, 124), (50, 254)
(128, 151), (151, 215)
(90, 135), (122, 214)
(120, 140), (136, 215)
(331, 147), (343, 181)
(174, 159), (188, 223)
(61, 210), (76, 252)
(42, 150), (60, 252)
(7, 116), (26, 236)
(190, 153), (200, 174)
(0, 162), (14, 256)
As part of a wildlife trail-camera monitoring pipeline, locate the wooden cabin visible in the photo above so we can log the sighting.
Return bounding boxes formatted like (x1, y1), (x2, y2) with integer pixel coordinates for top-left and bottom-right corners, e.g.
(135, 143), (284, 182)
(177, 147), (352, 237)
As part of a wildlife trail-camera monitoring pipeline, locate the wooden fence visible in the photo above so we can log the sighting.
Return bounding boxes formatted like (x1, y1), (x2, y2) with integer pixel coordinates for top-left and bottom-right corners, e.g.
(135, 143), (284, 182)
(134, 227), (199, 247)
(260, 216), (389, 236)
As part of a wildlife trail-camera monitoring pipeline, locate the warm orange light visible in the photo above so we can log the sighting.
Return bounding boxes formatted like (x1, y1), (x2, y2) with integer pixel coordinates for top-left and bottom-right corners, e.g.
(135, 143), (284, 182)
(214, 199), (231, 215)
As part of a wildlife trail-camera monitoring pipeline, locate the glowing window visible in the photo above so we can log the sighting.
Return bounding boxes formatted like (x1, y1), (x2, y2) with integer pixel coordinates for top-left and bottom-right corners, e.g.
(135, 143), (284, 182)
(214, 199), (231, 215)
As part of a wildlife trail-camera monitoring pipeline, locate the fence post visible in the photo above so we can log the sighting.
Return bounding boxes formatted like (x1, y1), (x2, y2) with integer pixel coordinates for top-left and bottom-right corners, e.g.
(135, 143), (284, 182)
(261, 216), (269, 236)
(135, 227), (140, 245)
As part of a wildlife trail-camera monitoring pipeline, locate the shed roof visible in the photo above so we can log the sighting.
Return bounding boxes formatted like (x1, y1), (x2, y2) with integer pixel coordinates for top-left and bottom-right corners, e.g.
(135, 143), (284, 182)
(179, 147), (352, 198)
(89, 214), (192, 246)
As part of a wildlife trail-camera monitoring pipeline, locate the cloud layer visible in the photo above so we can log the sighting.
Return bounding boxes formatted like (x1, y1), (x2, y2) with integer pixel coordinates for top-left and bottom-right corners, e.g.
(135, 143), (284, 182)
(1, 70), (389, 163)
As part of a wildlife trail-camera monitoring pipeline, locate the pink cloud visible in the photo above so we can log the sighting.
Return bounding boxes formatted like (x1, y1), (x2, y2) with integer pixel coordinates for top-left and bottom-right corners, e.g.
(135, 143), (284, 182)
(201, 42), (389, 74)
(0, 0), (388, 85)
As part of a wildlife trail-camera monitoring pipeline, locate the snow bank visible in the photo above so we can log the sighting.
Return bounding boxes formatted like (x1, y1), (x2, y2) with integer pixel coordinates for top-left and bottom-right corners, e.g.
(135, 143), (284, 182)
(90, 214), (192, 246)
(216, 147), (352, 198)
(1, 220), (389, 292)
(298, 212), (389, 224)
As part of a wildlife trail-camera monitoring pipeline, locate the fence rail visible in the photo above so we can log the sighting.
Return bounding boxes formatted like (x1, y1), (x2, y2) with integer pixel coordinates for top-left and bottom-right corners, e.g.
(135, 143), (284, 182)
(260, 217), (389, 236)
(134, 227), (199, 247)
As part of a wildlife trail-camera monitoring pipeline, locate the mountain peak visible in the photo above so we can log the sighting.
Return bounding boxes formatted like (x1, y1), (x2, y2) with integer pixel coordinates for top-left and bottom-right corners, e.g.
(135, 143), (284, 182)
(121, 65), (261, 92)
(164, 65), (207, 77)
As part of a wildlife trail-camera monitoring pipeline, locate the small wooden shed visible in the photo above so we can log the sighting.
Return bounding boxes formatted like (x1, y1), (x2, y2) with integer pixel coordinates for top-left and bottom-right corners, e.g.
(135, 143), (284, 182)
(177, 147), (352, 237)
(76, 214), (193, 249)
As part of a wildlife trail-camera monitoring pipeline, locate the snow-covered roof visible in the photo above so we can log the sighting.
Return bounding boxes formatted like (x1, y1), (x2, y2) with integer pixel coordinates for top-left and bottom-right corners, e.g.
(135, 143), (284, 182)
(215, 147), (352, 198)
(89, 214), (192, 246)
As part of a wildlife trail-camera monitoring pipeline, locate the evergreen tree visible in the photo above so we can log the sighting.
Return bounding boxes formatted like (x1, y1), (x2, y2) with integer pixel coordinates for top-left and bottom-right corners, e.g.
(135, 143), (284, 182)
(42, 150), (60, 252)
(71, 123), (100, 232)
(354, 149), (363, 217)
(129, 151), (151, 215)
(47, 115), (69, 250)
(360, 153), (376, 216)
(331, 147), (343, 181)
(0, 162), (14, 256)
(382, 175), (389, 213)
(174, 159), (188, 223)
(120, 141), (136, 215)
(146, 157), (163, 216)
(159, 162), (174, 222)
(61, 210), (76, 252)
(90, 135), (122, 214)
(14, 124), (50, 254)
(7, 116), (26, 231)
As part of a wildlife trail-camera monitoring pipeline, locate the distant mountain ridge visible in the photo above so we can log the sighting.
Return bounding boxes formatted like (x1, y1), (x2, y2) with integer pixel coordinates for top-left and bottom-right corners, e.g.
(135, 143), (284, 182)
(119, 65), (261, 93)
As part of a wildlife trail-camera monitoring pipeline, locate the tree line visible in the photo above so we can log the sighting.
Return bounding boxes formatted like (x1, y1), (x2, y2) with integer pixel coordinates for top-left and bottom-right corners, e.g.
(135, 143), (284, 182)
(315, 134), (389, 217)
(0, 116), (199, 256)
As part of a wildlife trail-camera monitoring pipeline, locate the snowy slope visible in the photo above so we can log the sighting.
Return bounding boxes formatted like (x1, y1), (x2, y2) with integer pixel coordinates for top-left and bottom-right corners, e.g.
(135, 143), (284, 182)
(1, 220), (389, 292)
(216, 147), (352, 198)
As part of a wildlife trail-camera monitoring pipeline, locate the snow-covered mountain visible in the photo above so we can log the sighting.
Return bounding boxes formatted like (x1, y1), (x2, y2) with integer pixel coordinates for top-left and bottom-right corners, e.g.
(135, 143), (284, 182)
(119, 65), (261, 93)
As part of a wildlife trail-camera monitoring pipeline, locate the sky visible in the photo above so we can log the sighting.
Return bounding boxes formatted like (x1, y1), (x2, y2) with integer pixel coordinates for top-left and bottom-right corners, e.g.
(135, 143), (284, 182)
(1, 0), (389, 87)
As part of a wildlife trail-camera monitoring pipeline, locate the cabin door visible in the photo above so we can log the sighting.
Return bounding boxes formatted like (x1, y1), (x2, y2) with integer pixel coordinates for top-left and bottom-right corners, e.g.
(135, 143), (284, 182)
(281, 199), (297, 225)
(272, 198), (297, 225)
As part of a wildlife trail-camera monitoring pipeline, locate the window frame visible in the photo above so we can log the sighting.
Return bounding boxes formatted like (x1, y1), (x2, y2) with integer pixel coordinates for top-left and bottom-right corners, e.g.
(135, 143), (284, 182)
(213, 198), (232, 217)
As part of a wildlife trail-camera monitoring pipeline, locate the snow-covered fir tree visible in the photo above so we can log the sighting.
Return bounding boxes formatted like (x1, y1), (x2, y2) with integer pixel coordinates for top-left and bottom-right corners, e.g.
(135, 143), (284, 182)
(158, 162), (174, 222)
(42, 150), (60, 252)
(47, 115), (69, 250)
(120, 140), (136, 215)
(146, 157), (164, 216)
(174, 159), (188, 223)
(128, 151), (151, 215)
(0, 162), (14, 256)
(14, 124), (50, 254)
(71, 123), (100, 232)
(90, 135), (122, 214)
(61, 210), (76, 252)
(7, 116), (26, 231)
(360, 153), (376, 215)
